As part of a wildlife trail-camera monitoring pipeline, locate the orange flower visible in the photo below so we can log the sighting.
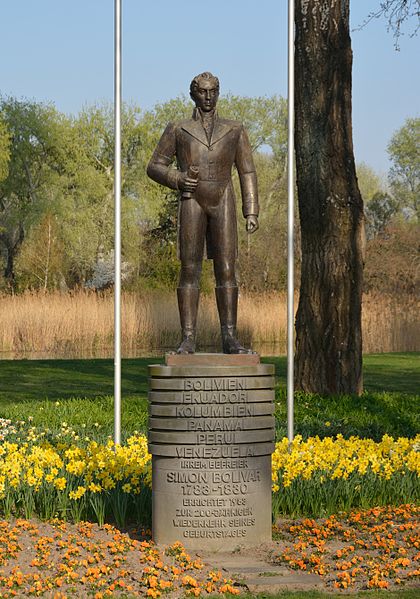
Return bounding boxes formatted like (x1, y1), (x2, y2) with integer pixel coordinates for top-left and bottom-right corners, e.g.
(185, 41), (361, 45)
(219, 583), (239, 594)
(159, 580), (172, 589)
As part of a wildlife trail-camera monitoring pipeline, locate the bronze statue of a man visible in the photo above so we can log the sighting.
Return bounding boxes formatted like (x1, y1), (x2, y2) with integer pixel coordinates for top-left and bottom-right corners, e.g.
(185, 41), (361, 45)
(147, 72), (259, 354)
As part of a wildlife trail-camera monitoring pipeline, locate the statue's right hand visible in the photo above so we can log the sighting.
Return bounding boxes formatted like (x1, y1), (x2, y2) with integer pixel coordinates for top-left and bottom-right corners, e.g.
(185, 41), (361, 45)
(178, 172), (199, 193)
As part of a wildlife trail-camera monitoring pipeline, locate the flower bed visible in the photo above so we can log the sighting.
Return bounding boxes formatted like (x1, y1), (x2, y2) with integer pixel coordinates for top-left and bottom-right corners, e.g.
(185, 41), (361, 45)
(272, 504), (420, 591)
(0, 505), (418, 596)
(272, 434), (420, 517)
(0, 432), (152, 527)
(0, 420), (418, 524)
(0, 519), (238, 598)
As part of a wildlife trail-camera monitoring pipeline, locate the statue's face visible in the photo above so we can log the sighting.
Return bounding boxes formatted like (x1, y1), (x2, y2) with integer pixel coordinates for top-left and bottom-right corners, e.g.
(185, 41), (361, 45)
(191, 79), (219, 112)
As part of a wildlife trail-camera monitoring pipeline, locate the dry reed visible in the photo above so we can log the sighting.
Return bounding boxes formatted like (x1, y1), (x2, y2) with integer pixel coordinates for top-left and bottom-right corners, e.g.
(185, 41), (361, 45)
(0, 290), (418, 358)
(362, 293), (420, 354)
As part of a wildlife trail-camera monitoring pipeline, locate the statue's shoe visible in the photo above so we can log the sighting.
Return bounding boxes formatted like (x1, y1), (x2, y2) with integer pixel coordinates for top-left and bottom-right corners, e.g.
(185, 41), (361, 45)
(222, 335), (254, 355)
(176, 336), (196, 354)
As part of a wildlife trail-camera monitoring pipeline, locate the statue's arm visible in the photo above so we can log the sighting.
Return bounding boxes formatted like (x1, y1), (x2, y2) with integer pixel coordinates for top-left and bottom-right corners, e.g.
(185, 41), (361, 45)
(146, 123), (180, 190)
(235, 127), (259, 220)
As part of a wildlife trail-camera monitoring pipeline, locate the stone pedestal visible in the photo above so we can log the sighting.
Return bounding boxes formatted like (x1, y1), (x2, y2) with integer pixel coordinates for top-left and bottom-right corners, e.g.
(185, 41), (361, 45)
(148, 354), (275, 551)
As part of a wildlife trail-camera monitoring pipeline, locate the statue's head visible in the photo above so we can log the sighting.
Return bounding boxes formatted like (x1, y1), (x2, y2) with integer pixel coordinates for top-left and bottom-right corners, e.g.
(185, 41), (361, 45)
(190, 72), (220, 112)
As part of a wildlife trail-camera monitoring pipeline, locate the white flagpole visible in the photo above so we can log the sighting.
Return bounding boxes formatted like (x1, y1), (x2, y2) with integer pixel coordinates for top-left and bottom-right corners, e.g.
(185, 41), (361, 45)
(287, 0), (295, 443)
(114, 0), (122, 445)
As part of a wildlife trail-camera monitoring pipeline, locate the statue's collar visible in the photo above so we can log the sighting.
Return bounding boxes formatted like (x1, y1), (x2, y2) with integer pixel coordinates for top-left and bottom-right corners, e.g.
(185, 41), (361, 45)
(192, 107), (218, 121)
(183, 109), (230, 147)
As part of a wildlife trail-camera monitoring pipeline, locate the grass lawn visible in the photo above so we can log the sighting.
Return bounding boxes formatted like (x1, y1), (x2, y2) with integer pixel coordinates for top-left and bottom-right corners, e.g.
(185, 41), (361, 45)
(0, 352), (418, 441)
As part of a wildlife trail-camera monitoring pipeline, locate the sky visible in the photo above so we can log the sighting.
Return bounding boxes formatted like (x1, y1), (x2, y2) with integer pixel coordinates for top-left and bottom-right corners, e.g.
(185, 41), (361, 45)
(0, 0), (419, 175)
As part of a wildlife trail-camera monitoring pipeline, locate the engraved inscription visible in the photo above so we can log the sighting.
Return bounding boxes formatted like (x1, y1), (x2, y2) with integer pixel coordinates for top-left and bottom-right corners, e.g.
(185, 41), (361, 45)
(166, 469), (260, 485)
(184, 378), (245, 391)
(176, 404), (254, 417)
(187, 418), (244, 431)
(154, 447), (274, 553)
(213, 470), (260, 483)
(183, 497), (247, 506)
(153, 453), (271, 542)
(183, 390), (247, 404)
(183, 497), (227, 506)
(183, 529), (247, 539)
(180, 459), (248, 469)
(180, 483), (248, 496)
(150, 365), (275, 549)
(166, 471), (209, 484)
(175, 445), (256, 458)
(175, 507), (253, 518)
(173, 517), (255, 529)
(196, 432), (235, 444)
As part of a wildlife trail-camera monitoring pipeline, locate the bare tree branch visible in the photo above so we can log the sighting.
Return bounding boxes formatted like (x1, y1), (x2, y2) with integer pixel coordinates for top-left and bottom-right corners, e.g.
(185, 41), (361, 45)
(354, 0), (420, 49)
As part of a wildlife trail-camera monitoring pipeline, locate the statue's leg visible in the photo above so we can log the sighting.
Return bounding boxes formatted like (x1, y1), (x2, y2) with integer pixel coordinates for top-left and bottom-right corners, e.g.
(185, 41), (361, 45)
(210, 188), (253, 354)
(176, 198), (206, 354)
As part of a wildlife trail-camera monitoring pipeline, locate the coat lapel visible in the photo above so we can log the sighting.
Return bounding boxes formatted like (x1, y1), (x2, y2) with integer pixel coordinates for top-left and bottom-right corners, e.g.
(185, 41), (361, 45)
(210, 120), (232, 146)
(181, 120), (209, 147)
(182, 110), (234, 148)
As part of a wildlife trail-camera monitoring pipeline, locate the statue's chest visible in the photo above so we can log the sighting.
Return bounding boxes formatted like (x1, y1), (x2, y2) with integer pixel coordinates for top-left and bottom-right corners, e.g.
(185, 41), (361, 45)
(177, 129), (239, 165)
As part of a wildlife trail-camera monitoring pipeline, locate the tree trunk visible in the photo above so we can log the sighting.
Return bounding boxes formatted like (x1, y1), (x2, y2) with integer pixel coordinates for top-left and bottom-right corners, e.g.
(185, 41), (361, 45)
(1, 225), (25, 291)
(294, 0), (365, 394)
(4, 246), (15, 287)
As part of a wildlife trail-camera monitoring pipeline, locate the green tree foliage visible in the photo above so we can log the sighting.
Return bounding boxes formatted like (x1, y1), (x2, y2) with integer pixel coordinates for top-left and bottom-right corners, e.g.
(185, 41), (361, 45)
(0, 115), (10, 183)
(218, 95), (288, 161)
(0, 97), (68, 289)
(140, 205), (180, 290)
(0, 97), (156, 290)
(356, 162), (399, 239)
(2, 91), (418, 302)
(60, 104), (118, 285)
(356, 162), (386, 202)
(236, 152), (293, 291)
(387, 117), (420, 221)
(16, 212), (66, 290)
(365, 191), (399, 238)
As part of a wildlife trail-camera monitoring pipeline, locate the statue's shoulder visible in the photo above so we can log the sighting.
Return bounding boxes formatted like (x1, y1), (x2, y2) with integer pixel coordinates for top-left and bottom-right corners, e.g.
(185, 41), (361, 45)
(175, 117), (194, 129)
(218, 117), (242, 130)
(160, 119), (193, 137)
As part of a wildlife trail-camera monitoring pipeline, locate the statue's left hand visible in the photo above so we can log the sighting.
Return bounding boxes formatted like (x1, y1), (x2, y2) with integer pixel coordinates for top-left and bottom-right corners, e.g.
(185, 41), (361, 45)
(246, 215), (259, 234)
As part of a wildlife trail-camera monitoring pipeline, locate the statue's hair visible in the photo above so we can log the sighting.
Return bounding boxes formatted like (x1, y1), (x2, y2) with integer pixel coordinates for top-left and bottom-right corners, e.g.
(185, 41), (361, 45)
(190, 72), (220, 94)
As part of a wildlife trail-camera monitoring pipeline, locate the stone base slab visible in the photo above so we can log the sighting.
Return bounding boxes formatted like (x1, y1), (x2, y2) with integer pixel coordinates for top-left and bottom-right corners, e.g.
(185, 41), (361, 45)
(148, 356), (275, 551)
(152, 455), (272, 551)
(165, 353), (260, 366)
